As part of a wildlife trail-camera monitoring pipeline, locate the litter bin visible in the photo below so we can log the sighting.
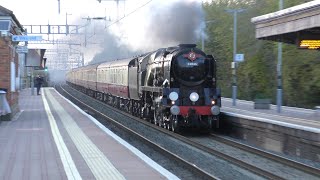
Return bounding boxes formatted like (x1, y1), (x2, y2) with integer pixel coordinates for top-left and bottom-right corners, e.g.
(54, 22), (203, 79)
(254, 99), (271, 109)
(315, 106), (320, 117)
(0, 90), (11, 121)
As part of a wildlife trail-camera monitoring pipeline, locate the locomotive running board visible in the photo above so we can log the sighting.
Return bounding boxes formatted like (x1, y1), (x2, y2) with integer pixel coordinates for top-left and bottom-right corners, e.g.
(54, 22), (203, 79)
(141, 86), (162, 93)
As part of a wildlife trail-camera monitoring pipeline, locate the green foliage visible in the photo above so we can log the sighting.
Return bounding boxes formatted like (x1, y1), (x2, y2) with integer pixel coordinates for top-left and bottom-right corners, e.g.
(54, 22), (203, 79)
(282, 45), (320, 108)
(203, 0), (320, 108)
(237, 42), (275, 100)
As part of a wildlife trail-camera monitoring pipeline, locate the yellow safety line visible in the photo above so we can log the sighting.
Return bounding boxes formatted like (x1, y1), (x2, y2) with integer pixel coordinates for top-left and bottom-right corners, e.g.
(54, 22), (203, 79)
(45, 88), (125, 180)
(42, 89), (82, 180)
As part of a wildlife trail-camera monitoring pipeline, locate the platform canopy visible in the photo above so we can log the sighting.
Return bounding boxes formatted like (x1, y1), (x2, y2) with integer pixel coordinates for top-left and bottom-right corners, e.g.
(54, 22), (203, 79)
(251, 1), (320, 49)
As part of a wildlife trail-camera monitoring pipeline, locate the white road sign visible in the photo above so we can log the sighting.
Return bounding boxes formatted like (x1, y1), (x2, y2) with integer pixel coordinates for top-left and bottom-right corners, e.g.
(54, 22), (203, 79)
(12, 35), (42, 41)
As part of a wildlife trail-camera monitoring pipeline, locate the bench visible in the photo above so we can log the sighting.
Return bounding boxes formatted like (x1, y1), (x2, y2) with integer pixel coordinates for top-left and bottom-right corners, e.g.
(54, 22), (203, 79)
(254, 99), (271, 109)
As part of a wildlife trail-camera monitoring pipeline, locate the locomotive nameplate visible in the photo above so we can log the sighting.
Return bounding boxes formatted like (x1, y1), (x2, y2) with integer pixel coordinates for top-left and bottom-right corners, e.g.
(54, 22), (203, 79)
(187, 62), (198, 66)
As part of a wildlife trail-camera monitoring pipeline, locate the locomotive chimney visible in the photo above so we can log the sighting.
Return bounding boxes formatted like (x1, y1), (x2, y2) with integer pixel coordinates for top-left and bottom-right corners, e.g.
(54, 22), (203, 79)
(178, 44), (197, 48)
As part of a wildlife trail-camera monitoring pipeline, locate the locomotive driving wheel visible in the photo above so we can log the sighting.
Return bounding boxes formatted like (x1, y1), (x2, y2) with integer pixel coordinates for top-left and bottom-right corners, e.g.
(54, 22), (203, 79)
(170, 115), (179, 132)
(163, 115), (170, 130)
(153, 105), (163, 127)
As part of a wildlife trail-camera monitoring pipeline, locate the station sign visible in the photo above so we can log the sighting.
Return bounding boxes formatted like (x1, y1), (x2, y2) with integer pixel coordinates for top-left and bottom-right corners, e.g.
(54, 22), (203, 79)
(12, 35), (42, 42)
(298, 40), (320, 50)
(16, 46), (28, 53)
(235, 54), (244, 62)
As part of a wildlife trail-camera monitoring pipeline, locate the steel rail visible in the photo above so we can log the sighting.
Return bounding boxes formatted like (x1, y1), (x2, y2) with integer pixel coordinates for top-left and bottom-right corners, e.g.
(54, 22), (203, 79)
(171, 136), (285, 180)
(210, 134), (320, 177)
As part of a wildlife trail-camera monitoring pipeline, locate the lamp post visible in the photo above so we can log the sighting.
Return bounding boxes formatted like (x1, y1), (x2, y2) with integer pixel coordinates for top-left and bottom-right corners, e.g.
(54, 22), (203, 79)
(226, 8), (246, 106)
(277, 0), (283, 113)
(201, 20), (215, 51)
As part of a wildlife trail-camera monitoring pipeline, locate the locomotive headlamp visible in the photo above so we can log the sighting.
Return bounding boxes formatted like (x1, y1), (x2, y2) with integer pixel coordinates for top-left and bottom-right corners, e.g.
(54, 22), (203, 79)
(169, 92), (179, 101)
(170, 105), (180, 115)
(189, 92), (199, 102)
(211, 100), (216, 105)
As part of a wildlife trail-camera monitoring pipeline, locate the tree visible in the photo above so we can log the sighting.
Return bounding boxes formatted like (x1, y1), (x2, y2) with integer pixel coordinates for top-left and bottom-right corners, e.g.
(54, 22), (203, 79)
(202, 0), (320, 108)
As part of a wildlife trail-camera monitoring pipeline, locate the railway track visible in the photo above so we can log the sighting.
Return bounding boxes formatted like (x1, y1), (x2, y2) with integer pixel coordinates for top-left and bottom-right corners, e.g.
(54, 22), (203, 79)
(56, 84), (320, 180)
(189, 134), (320, 179)
(209, 134), (320, 177)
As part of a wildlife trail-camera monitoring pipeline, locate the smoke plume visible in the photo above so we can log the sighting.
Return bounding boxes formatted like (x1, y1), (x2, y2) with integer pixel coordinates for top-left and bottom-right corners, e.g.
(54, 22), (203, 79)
(140, 0), (205, 49)
(89, 0), (205, 64)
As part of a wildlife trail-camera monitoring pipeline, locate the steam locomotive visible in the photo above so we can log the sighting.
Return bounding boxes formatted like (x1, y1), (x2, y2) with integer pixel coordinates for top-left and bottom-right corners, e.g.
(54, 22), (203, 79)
(66, 44), (221, 132)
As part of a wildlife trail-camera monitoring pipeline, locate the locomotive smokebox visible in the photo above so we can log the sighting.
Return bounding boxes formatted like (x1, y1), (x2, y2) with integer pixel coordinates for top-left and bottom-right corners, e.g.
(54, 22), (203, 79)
(178, 44), (197, 48)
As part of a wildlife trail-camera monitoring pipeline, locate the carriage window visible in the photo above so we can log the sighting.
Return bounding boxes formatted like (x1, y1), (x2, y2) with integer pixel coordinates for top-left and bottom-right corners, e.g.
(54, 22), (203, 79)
(107, 69), (110, 83)
(113, 69), (115, 83)
(121, 69), (123, 85)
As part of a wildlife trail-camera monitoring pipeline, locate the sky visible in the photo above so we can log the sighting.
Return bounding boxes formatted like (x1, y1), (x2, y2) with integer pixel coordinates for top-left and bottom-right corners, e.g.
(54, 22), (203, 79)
(1, 0), (208, 65)
(2, 0), (129, 25)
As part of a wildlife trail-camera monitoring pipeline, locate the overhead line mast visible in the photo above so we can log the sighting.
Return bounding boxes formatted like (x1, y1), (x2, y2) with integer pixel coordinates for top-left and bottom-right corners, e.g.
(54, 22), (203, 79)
(58, 0), (61, 14)
(97, 0), (126, 20)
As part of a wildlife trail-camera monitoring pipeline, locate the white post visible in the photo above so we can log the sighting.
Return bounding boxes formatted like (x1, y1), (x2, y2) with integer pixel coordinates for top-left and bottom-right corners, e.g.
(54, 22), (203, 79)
(277, 0), (283, 113)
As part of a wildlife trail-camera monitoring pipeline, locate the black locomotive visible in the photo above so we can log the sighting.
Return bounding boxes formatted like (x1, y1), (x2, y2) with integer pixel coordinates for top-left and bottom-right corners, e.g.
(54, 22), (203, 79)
(66, 44), (221, 132)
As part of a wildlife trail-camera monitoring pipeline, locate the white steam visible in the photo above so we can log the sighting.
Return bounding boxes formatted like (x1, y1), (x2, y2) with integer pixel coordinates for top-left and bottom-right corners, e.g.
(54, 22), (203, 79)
(89, 0), (205, 64)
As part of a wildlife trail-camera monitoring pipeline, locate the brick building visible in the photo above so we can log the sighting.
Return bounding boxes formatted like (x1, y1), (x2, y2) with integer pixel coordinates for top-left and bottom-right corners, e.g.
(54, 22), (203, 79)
(0, 6), (24, 120)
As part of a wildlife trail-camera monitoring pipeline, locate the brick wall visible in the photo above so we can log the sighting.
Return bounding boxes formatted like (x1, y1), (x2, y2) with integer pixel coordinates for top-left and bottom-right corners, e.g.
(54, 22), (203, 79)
(0, 38), (10, 89)
(0, 36), (19, 120)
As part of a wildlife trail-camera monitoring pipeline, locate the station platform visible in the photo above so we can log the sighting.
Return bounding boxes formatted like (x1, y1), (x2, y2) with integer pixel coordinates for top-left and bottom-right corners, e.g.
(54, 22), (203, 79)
(0, 88), (178, 180)
(221, 98), (320, 162)
(222, 98), (320, 131)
